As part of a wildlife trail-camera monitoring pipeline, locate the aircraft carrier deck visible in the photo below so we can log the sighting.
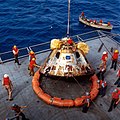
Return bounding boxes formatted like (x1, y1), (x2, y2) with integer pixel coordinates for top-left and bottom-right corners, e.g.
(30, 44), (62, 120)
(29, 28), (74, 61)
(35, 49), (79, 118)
(0, 30), (120, 120)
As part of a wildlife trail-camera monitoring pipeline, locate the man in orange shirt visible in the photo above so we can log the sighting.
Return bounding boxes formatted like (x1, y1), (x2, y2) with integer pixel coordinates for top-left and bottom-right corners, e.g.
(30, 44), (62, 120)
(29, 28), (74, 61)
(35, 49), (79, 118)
(28, 58), (39, 76)
(29, 50), (36, 62)
(110, 50), (119, 70)
(12, 45), (21, 65)
(2, 74), (13, 101)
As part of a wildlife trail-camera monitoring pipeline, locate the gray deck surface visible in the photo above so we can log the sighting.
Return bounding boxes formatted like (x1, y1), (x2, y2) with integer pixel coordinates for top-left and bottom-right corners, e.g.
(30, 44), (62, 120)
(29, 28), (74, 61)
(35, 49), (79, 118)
(0, 35), (120, 120)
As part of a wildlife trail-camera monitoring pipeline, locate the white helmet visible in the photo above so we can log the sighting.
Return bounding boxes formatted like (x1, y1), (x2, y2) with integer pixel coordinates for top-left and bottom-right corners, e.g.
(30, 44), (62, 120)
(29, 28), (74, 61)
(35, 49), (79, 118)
(97, 80), (100, 83)
(4, 74), (9, 78)
(113, 88), (118, 92)
(86, 92), (89, 96)
(103, 51), (107, 54)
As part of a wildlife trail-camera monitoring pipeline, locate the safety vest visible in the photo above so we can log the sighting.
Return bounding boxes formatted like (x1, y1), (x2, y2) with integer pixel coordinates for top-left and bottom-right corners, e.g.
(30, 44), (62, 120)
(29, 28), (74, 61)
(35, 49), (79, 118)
(112, 91), (120, 99)
(101, 54), (108, 62)
(67, 39), (73, 45)
(100, 81), (107, 88)
(29, 53), (36, 61)
(12, 47), (19, 55)
(29, 60), (36, 68)
(11, 106), (21, 113)
(112, 53), (119, 60)
(3, 77), (10, 85)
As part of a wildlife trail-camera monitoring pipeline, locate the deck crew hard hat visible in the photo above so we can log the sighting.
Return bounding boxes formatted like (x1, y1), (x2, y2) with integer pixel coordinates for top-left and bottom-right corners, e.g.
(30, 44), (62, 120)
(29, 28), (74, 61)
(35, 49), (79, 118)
(103, 51), (107, 54)
(13, 45), (17, 48)
(86, 92), (89, 96)
(12, 104), (17, 107)
(4, 74), (9, 78)
(97, 80), (100, 83)
(30, 50), (34, 54)
(115, 50), (119, 53)
(113, 88), (118, 92)
(32, 58), (36, 61)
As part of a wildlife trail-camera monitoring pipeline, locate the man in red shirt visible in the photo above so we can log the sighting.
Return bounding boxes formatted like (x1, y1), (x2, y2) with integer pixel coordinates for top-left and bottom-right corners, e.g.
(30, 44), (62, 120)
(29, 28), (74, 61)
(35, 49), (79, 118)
(81, 12), (84, 17)
(108, 88), (120, 112)
(29, 50), (36, 62)
(11, 104), (28, 120)
(2, 74), (13, 101)
(12, 45), (21, 65)
(28, 58), (39, 76)
(101, 51), (108, 66)
(110, 50), (119, 70)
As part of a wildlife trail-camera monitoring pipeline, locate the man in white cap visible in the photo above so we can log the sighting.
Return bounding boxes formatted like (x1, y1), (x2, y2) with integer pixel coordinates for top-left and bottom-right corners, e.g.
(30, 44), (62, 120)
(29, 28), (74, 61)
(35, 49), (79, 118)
(100, 51), (108, 68)
(11, 104), (28, 120)
(2, 74), (13, 101)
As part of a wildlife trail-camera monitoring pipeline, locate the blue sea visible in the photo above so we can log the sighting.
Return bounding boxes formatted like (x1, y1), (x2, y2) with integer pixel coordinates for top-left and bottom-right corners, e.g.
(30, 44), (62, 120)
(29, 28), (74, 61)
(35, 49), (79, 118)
(0, 0), (120, 52)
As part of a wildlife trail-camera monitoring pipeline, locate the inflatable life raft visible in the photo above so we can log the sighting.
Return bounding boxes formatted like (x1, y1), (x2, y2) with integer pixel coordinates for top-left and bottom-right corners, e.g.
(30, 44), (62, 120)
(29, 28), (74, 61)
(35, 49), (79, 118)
(32, 70), (100, 107)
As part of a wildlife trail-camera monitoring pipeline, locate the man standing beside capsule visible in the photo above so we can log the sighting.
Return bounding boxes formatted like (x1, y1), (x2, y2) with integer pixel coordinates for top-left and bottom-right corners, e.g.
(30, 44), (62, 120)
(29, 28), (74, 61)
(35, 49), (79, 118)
(82, 92), (91, 113)
(29, 50), (36, 62)
(28, 58), (40, 76)
(110, 50), (119, 70)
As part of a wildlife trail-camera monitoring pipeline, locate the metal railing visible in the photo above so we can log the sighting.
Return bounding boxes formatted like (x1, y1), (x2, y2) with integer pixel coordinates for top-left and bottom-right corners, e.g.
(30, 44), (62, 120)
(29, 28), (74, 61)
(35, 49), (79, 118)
(0, 30), (119, 63)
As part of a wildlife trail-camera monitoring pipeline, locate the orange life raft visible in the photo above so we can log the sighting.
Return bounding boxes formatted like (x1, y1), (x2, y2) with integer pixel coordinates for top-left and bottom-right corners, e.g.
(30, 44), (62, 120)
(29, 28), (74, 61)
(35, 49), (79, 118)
(32, 70), (100, 107)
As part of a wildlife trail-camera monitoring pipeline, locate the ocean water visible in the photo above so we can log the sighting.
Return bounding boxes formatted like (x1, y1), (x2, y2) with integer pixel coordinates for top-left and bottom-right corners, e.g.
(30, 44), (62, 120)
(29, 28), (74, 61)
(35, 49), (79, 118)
(0, 0), (120, 52)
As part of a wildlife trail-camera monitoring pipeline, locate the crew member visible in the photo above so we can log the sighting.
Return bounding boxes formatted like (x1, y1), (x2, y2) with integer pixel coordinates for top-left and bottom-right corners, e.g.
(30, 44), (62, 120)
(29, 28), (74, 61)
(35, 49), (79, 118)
(12, 45), (21, 65)
(2, 74), (13, 101)
(29, 50), (36, 61)
(90, 19), (93, 23)
(99, 19), (103, 23)
(101, 51), (108, 67)
(110, 50), (119, 70)
(93, 20), (97, 24)
(81, 12), (84, 17)
(108, 88), (120, 112)
(114, 68), (120, 87)
(98, 80), (107, 97)
(82, 92), (91, 113)
(97, 63), (106, 80)
(28, 58), (39, 76)
(67, 38), (73, 45)
(107, 22), (111, 26)
(11, 104), (28, 120)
